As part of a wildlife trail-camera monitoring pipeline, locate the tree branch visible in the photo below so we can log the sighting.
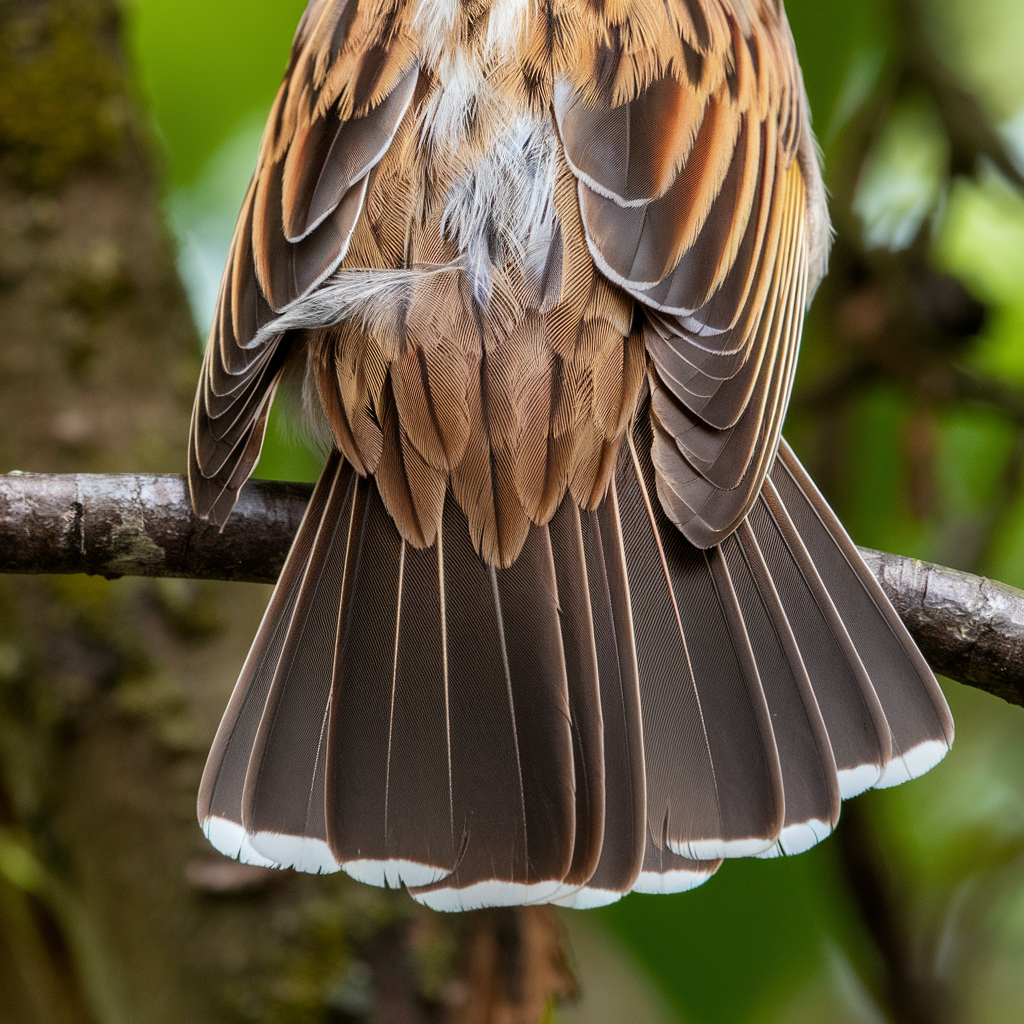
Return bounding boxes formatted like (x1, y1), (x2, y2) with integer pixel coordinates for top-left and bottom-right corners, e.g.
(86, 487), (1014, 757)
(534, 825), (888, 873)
(2, 472), (1024, 708)
(860, 548), (1024, 706)
(0, 472), (309, 585)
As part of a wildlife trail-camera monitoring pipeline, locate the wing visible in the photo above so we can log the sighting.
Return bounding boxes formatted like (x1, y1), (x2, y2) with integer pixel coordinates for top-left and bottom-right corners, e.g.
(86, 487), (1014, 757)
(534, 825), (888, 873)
(554, 0), (829, 548)
(188, 0), (420, 523)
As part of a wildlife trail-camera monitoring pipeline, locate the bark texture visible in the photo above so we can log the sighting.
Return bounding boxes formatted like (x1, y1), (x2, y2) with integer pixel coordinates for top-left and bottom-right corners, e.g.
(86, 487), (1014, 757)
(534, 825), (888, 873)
(0, 473), (311, 585)
(861, 548), (1024, 708)
(2, 473), (1022, 709)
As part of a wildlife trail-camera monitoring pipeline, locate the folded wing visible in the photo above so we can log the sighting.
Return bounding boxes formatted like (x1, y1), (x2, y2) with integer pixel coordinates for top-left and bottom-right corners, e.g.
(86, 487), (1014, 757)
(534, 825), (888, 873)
(188, 0), (419, 523)
(556, 0), (828, 547)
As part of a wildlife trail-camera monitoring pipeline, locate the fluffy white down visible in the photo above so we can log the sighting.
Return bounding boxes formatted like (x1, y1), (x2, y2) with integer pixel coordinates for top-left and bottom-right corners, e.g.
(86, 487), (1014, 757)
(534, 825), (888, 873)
(440, 113), (560, 305)
(412, 0), (461, 67)
(251, 112), (560, 340)
(484, 0), (533, 57)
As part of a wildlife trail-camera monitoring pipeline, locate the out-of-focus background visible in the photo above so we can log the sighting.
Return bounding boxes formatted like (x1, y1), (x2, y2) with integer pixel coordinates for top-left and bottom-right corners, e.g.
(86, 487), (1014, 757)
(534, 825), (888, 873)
(2, 0), (1024, 1021)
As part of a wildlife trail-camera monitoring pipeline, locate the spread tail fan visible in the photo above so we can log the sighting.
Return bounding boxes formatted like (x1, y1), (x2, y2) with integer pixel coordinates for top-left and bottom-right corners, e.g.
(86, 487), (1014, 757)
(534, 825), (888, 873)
(199, 418), (952, 909)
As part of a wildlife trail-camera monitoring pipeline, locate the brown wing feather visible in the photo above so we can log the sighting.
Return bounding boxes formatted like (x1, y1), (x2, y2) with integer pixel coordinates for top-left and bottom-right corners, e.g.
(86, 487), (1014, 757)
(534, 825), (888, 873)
(649, 171), (808, 546)
(195, 0), (827, 562)
(556, 0), (828, 549)
(189, 1), (418, 523)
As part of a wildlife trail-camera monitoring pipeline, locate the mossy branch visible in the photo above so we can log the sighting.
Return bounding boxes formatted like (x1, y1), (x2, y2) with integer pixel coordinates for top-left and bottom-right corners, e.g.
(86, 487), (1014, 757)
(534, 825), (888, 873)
(1, 471), (1022, 709)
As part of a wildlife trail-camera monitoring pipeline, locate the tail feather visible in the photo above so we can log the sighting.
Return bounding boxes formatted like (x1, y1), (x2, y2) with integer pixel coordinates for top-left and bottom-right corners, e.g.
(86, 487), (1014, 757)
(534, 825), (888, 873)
(544, 501), (607, 901)
(772, 443), (954, 785)
(406, 499), (577, 910)
(745, 480), (892, 798)
(632, 829), (721, 896)
(619, 426), (786, 860)
(326, 483), (459, 888)
(726, 523), (841, 856)
(552, 501), (647, 908)
(243, 456), (357, 873)
(198, 452), (345, 867)
(199, 422), (952, 908)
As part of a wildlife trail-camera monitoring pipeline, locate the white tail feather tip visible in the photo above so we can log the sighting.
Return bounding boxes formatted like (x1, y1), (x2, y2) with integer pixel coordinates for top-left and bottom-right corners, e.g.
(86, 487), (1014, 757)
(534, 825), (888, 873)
(203, 816), (278, 869)
(669, 835), (775, 860)
(838, 762), (883, 800)
(874, 739), (950, 789)
(343, 858), (450, 889)
(632, 868), (717, 895)
(410, 880), (567, 912)
(756, 819), (834, 859)
(551, 887), (625, 909)
(249, 832), (342, 874)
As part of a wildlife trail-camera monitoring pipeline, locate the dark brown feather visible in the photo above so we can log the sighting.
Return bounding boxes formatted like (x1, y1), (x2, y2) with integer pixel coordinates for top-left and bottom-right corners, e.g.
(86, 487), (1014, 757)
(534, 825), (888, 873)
(646, 161), (807, 545)
(197, 452), (342, 859)
(744, 481), (893, 794)
(545, 501), (607, 896)
(241, 456), (356, 870)
(324, 479), (461, 887)
(554, 498), (647, 905)
(554, 75), (704, 205)
(614, 417), (785, 859)
(772, 444), (954, 776)
(722, 524), (841, 851)
(405, 499), (578, 908)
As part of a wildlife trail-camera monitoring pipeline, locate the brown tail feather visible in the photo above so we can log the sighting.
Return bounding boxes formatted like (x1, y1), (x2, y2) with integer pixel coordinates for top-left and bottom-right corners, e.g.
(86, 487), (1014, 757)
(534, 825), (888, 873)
(197, 452), (344, 868)
(772, 443), (954, 783)
(242, 456), (357, 872)
(619, 419), (787, 861)
(552, 498), (647, 908)
(726, 523), (841, 855)
(199, 420), (951, 907)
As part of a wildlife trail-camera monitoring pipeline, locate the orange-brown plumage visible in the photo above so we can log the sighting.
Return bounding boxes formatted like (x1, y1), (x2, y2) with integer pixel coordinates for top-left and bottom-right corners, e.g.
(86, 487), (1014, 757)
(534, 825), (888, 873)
(190, 0), (824, 567)
(192, 0), (953, 911)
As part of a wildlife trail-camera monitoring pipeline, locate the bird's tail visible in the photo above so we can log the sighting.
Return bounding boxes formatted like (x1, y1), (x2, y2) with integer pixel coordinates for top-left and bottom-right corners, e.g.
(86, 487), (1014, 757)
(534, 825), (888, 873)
(198, 410), (953, 911)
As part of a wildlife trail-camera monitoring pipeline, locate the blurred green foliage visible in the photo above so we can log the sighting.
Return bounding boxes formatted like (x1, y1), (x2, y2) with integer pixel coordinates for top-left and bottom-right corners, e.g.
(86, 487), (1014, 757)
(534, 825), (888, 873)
(126, 0), (306, 188)
(123, 0), (1024, 1021)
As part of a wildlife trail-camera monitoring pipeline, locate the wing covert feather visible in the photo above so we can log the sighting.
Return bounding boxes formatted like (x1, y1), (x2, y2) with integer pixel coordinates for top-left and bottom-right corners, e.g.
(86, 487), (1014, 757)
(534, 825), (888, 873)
(556, 0), (828, 547)
(189, 3), (418, 524)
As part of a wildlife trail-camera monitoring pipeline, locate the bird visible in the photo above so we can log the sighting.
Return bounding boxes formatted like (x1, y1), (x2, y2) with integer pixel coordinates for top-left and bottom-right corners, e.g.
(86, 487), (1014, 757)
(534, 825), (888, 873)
(188, 0), (954, 911)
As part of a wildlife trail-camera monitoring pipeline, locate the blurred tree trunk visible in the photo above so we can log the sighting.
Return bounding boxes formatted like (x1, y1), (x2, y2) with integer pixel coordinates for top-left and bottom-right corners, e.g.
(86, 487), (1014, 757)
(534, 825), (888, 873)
(0, 0), (321, 1019)
(0, 2), (579, 1022)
